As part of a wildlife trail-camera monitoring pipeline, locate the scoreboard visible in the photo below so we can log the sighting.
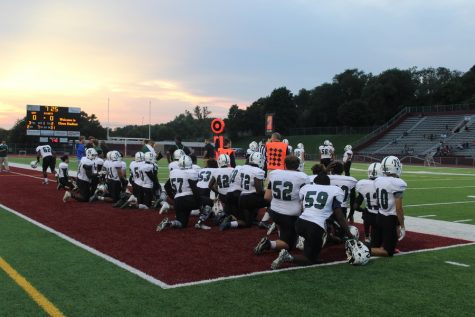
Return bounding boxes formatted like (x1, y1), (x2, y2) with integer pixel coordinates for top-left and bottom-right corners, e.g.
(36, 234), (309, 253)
(26, 105), (81, 143)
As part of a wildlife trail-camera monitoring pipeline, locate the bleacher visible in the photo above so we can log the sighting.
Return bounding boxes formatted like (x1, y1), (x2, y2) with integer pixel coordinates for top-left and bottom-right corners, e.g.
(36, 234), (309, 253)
(358, 113), (475, 157)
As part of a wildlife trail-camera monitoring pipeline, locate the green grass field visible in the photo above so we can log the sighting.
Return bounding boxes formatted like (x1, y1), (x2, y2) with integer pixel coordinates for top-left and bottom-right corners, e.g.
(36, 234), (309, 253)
(1, 159), (474, 316)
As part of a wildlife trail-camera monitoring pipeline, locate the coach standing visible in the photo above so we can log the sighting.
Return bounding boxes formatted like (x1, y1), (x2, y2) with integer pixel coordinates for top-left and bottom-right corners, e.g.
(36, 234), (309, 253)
(0, 140), (9, 172)
(76, 136), (86, 161)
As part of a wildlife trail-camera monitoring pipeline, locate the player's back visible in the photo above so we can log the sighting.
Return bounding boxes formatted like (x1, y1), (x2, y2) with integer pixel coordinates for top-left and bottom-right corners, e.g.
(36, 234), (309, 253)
(299, 183), (344, 229)
(374, 176), (407, 216)
(268, 169), (308, 216)
(213, 167), (234, 195)
(329, 174), (357, 208)
(239, 164), (265, 195)
(169, 168), (199, 198)
(356, 178), (378, 213)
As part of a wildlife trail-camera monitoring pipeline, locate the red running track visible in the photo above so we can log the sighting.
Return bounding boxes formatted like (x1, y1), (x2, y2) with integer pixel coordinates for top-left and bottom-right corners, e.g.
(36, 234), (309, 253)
(0, 167), (470, 285)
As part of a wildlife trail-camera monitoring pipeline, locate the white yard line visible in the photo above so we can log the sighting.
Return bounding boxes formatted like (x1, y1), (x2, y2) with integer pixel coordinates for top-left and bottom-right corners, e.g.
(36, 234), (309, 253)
(405, 201), (475, 207)
(453, 219), (473, 223)
(408, 186), (475, 190)
(445, 261), (470, 267)
(417, 215), (436, 218)
(352, 168), (475, 177)
(468, 196), (475, 199)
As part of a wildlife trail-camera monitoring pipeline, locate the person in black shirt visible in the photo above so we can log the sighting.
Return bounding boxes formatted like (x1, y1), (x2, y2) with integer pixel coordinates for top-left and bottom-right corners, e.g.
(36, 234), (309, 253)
(166, 136), (191, 163)
(203, 139), (215, 159)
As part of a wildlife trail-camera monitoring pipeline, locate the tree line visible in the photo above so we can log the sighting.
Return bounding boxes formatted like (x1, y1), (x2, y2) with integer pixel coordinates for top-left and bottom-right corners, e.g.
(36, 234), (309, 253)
(3, 65), (474, 144)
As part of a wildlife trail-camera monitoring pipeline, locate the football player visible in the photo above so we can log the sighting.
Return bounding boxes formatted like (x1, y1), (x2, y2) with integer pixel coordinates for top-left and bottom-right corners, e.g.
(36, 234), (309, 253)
(207, 154), (234, 226)
(271, 172), (352, 269)
(56, 155), (76, 191)
(246, 141), (258, 163)
(91, 150), (125, 203)
(326, 161), (357, 243)
(224, 164), (242, 221)
(283, 139), (293, 154)
(118, 152), (128, 192)
(156, 155), (200, 231)
(137, 152), (159, 209)
(63, 148), (96, 202)
(168, 149), (185, 171)
(342, 145), (353, 176)
(35, 143), (56, 184)
(294, 143), (305, 172)
(195, 158), (219, 228)
(90, 149), (104, 195)
(129, 152), (145, 202)
(220, 152), (267, 230)
(354, 163), (382, 243)
(371, 156), (407, 257)
(318, 140), (334, 167)
(253, 155), (308, 255)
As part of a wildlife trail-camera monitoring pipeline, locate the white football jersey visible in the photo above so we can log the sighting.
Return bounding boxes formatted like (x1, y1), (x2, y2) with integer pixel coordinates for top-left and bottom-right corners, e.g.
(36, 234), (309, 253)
(228, 166), (243, 192)
(329, 175), (357, 208)
(197, 168), (215, 189)
(299, 184), (344, 230)
(129, 161), (144, 187)
(192, 164), (201, 172)
(374, 176), (407, 217)
(58, 162), (69, 178)
(77, 157), (94, 183)
(355, 179), (378, 214)
(288, 145), (293, 153)
(103, 160), (122, 181)
(343, 150), (353, 163)
(294, 148), (305, 172)
(120, 161), (127, 175)
(268, 170), (309, 216)
(36, 145), (53, 158)
(170, 168), (199, 198)
(319, 145), (333, 159)
(212, 167), (234, 195)
(139, 162), (158, 189)
(93, 157), (104, 174)
(168, 161), (180, 171)
(239, 164), (265, 195)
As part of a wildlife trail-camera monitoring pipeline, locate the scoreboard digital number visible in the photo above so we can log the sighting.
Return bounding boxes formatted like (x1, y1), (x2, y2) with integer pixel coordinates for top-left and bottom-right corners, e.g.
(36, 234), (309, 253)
(26, 105), (81, 142)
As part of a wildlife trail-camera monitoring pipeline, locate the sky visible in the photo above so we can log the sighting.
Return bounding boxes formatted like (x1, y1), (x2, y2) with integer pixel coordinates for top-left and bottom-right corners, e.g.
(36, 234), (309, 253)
(1, 0), (474, 129)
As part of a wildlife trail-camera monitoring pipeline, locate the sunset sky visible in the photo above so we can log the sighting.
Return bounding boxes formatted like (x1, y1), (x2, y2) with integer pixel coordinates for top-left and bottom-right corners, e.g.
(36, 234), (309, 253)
(1, 0), (474, 129)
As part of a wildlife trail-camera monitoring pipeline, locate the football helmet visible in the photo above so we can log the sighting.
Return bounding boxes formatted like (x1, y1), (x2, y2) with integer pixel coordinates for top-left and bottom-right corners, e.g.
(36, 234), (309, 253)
(381, 155), (402, 177)
(173, 149), (185, 161)
(344, 144), (352, 151)
(30, 160), (38, 168)
(135, 152), (145, 162)
(367, 162), (382, 179)
(249, 141), (258, 152)
(86, 148), (98, 160)
(218, 154), (231, 167)
(249, 152), (264, 169)
(324, 140), (330, 146)
(297, 143), (304, 149)
(106, 151), (112, 161)
(109, 150), (120, 161)
(144, 152), (155, 163)
(178, 155), (193, 169)
(348, 225), (359, 240)
(345, 239), (370, 266)
(283, 139), (289, 144)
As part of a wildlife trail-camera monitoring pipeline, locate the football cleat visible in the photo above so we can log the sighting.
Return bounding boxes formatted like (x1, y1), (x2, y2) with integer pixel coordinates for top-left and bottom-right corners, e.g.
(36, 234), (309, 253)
(156, 218), (170, 232)
(63, 191), (71, 203)
(266, 222), (277, 236)
(121, 195), (137, 208)
(271, 249), (293, 270)
(219, 216), (234, 231)
(159, 202), (171, 214)
(253, 236), (270, 255)
(194, 221), (211, 230)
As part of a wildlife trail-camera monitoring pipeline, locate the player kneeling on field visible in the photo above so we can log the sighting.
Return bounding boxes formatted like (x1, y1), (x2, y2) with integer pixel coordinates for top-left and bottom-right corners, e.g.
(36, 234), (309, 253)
(63, 148), (97, 203)
(89, 150), (126, 204)
(370, 156), (407, 257)
(253, 155), (308, 256)
(220, 152), (268, 230)
(271, 172), (353, 270)
(56, 155), (77, 191)
(156, 155), (201, 231)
